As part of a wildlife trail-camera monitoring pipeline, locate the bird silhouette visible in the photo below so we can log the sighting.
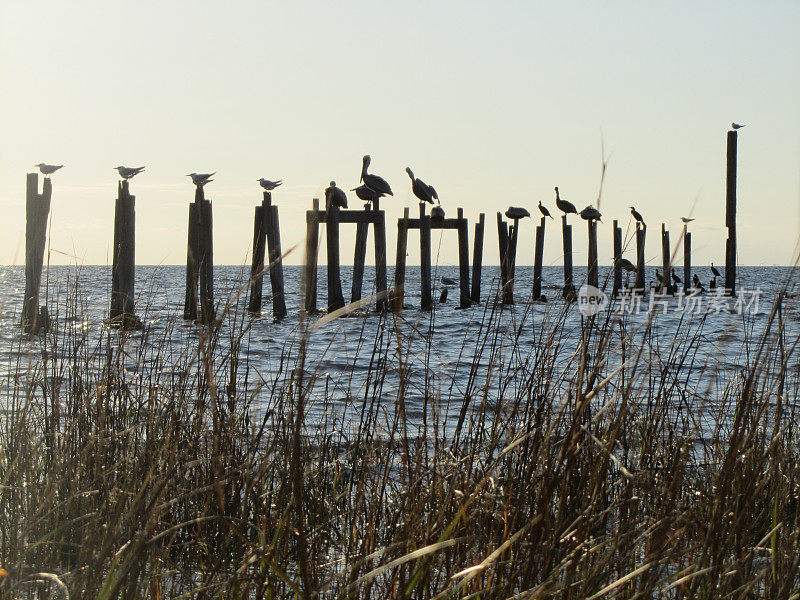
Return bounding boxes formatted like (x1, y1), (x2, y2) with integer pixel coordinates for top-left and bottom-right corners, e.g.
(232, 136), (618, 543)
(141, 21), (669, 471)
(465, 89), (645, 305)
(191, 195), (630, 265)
(187, 172), (215, 187)
(35, 163), (63, 176)
(361, 155), (393, 196)
(579, 205), (602, 222)
(351, 184), (385, 203)
(439, 287), (448, 303)
(325, 181), (348, 209)
(619, 258), (636, 272)
(681, 217), (695, 223)
(442, 276), (458, 286)
(672, 271), (682, 285)
(538, 201), (553, 219)
(731, 122), (745, 130)
(693, 274), (706, 292)
(406, 167), (438, 204)
(505, 207), (530, 220)
(257, 178), (282, 191)
(711, 263), (721, 278)
(115, 166), (145, 180)
(630, 206), (645, 225)
(554, 187), (577, 215)
(655, 269), (664, 284)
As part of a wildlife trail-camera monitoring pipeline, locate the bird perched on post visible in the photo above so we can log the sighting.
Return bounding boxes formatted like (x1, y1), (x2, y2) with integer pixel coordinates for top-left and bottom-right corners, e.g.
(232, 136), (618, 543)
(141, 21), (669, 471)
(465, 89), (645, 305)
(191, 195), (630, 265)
(187, 172), (215, 187)
(115, 166), (145, 180)
(619, 258), (636, 272)
(257, 178), (282, 191)
(538, 201), (553, 219)
(630, 206), (645, 225)
(35, 163), (63, 176)
(505, 207), (530, 220)
(655, 269), (664, 284)
(406, 167), (438, 204)
(710, 263), (721, 278)
(361, 155), (393, 196)
(579, 205), (602, 222)
(731, 122), (745, 130)
(672, 271), (682, 285)
(325, 181), (348, 209)
(351, 184), (384, 203)
(681, 217), (694, 223)
(554, 186), (577, 215)
(693, 274), (706, 292)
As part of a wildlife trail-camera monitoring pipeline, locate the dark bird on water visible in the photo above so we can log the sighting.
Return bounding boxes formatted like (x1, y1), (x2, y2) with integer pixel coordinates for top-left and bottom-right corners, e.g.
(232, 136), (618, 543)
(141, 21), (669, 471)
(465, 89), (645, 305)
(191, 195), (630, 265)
(672, 271), (682, 285)
(439, 287), (448, 303)
(187, 172), (215, 187)
(351, 184), (385, 203)
(506, 206), (530, 220)
(554, 186), (577, 215)
(731, 122), (745, 130)
(442, 276), (458, 286)
(257, 178), (282, 191)
(618, 258), (636, 272)
(630, 206), (645, 225)
(579, 205), (602, 222)
(115, 166), (145, 180)
(361, 155), (393, 196)
(538, 201), (553, 219)
(693, 274), (706, 292)
(325, 181), (348, 209)
(711, 263), (721, 278)
(406, 167), (438, 204)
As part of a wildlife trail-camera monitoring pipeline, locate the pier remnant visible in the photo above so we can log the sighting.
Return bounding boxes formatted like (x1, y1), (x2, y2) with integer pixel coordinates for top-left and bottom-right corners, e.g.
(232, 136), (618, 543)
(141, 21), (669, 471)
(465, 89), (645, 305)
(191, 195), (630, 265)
(661, 223), (672, 294)
(725, 129), (737, 295)
(612, 220), (622, 296)
(635, 222), (646, 292)
(587, 219), (599, 289)
(21, 173), (52, 334)
(184, 187), (215, 324)
(110, 180), (140, 328)
(532, 216), (546, 300)
(684, 228), (691, 294)
(561, 215), (575, 301)
(470, 213), (485, 303)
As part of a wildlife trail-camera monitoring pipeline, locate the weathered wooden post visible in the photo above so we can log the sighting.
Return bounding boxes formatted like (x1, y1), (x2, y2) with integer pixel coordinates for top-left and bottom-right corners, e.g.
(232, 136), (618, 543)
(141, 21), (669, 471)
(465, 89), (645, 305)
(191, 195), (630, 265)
(470, 213), (485, 303)
(507, 222), (519, 298)
(457, 207), (470, 308)
(197, 192), (215, 324)
(304, 198), (320, 313)
(326, 199), (345, 313)
(374, 208), (388, 311)
(612, 220), (622, 296)
(587, 219), (599, 289)
(265, 197), (287, 318)
(683, 229), (691, 294)
(351, 203), (370, 303)
(21, 173), (52, 333)
(661, 223), (672, 295)
(392, 207), (410, 312)
(635, 222), (646, 292)
(183, 196), (200, 321)
(248, 200), (267, 313)
(110, 180), (138, 328)
(497, 214), (510, 303)
(725, 129), (737, 295)
(532, 217), (545, 300)
(420, 203), (433, 310)
(561, 215), (575, 300)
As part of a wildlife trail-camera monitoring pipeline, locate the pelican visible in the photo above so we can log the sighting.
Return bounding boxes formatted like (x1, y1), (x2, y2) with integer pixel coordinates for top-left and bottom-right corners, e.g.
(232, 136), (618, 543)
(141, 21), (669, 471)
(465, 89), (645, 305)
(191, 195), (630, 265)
(538, 201), (553, 219)
(257, 178), (282, 191)
(35, 163), (63, 176)
(711, 263), (721, 278)
(579, 205), (602, 222)
(325, 181), (348, 209)
(554, 186), (577, 215)
(630, 206), (645, 225)
(361, 155), (393, 196)
(731, 122), (745, 130)
(351, 184), (384, 203)
(187, 172), (215, 187)
(115, 166), (145, 180)
(506, 207), (530, 220)
(619, 258), (636, 272)
(681, 217), (695, 223)
(406, 167), (438, 204)
(431, 205), (445, 220)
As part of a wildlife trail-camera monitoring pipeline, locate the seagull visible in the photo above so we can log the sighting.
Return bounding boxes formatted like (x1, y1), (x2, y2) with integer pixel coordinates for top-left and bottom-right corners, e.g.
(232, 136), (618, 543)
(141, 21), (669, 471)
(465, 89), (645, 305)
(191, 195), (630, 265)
(257, 178), (282, 191)
(710, 263), (721, 278)
(35, 163), (63, 176)
(554, 186), (577, 215)
(115, 166), (145, 180)
(325, 181), (348, 209)
(187, 172), (215, 187)
(618, 258), (636, 272)
(731, 122), (746, 130)
(505, 206), (530, 220)
(406, 167), (438, 204)
(579, 205), (602, 222)
(361, 155), (393, 196)
(681, 217), (695, 223)
(538, 201), (553, 219)
(630, 206), (645, 225)
(351, 184), (385, 203)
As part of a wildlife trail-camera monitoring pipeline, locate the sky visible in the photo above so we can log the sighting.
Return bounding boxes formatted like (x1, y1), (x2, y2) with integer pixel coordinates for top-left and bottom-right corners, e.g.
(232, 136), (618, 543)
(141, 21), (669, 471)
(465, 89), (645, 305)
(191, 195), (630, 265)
(1, 0), (798, 268)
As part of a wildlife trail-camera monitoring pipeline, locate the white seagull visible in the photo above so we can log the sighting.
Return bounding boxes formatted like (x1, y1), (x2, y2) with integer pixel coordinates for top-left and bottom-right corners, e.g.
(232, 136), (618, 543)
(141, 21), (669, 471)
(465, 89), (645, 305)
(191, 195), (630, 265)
(257, 178), (283, 191)
(35, 163), (63, 176)
(115, 166), (145, 180)
(731, 122), (746, 130)
(187, 172), (215, 187)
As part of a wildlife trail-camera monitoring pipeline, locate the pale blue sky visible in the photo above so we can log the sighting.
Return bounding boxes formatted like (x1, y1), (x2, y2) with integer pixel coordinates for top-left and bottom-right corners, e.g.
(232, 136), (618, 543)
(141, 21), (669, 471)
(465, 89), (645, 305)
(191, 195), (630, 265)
(1, 1), (798, 266)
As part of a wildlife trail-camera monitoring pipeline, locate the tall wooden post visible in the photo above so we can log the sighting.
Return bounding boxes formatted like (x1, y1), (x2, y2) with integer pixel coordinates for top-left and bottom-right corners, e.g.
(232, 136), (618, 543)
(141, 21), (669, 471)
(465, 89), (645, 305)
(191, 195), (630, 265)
(587, 219), (599, 289)
(304, 198), (320, 313)
(183, 199), (200, 321)
(470, 213), (485, 303)
(612, 220), (622, 296)
(457, 207), (470, 308)
(635, 222), (646, 291)
(661, 223), (672, 294)
(351, 203), (370, 303)
(561, 215), (575, 300)
(507, 221), (519, 297)
(265, 198), (287, 318)
(248, 200), (267, 313)
(420, 203), (433, 310)
(497, 213), (509, 300)
(22, 173), (52, 333)
(533, 217), (545, 300)
(393, 207), (410, 312)
(683, 230), (691, 294)
(374, 209), (388, 310)
(197, 194), (215, 324)
(110, 180), (138, 327)
(725, 129), (737, 295)
(326, 201), (344, 313)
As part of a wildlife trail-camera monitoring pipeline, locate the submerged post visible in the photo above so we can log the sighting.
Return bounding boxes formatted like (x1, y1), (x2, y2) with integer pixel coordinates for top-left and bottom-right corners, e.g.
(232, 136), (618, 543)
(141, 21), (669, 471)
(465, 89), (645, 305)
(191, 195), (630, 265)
(635, 222), (646, 292)
(393, 207), (410, 312)
(351, 203), (370, 303)
(304, 198), (320, 313)
(326, 200), (344, 313)
(420, 202), (433, 310)
(533, 216), (545, 300)
(248, 201), (267, 313)
(266, 200), (287, 318)
(612, 220), (622, 296)
(684, 229), (691, 294)
(587, 219), (599, 289)
(725, 129), (737, 295)
(110, 180), (138, 328)
(561, 215), (575, 300)
(457, 207), (470, 308)
(471, 212), (485, 303)
(22, 173), (52, 333)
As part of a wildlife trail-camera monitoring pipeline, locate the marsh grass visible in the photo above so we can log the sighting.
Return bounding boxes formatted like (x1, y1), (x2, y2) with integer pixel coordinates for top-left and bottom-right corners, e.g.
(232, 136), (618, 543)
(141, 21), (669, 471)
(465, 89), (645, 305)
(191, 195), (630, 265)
(1, 260), (799, 599)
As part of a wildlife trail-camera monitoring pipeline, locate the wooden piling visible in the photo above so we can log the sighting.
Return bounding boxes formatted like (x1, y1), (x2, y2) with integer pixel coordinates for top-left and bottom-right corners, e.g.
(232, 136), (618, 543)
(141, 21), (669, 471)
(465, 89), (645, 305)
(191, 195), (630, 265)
(635, 223), (646, 291)
(420, 203), (433, 310)
(326, 201), (345, 313)
(374, 209), (388, 310)
(197, 193), (215, 324)
(393, 207), (410, 312)
(533, 217), (545, 300)
(22, 173), (52, 333)
(457, 207), (470, 308)
(683, 230), (691, 294)
(266, 201), (287, 318)
(612, 220), (622, 296)
(351, 204), (370, 303)
(497, 214), (510, 303)
(561, 215), (575, 300)
(248, 202), (267, 313)
(470, 213), (485, 303)
(725, 129), (737, 295)
(110, 180), (137, 327)
(183, 200), (200, 321)
(304, 198), (320, 313)
(661, 223), (671, 294)
(587, 219), (599, 289)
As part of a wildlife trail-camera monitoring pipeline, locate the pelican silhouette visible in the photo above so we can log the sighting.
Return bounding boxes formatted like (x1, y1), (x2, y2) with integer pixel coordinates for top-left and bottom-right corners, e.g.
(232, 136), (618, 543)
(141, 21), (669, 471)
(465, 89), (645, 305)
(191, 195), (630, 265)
(351, 184), (384, 203)
(325, 181), (348, 209)
(361, 155), (393, 196)
(579, 205), (602, 222)
(406, 167), (438, 204)
(554, 186), (577, 215)
(505, 207), (530, 220)
(538, 201), (553, 219)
